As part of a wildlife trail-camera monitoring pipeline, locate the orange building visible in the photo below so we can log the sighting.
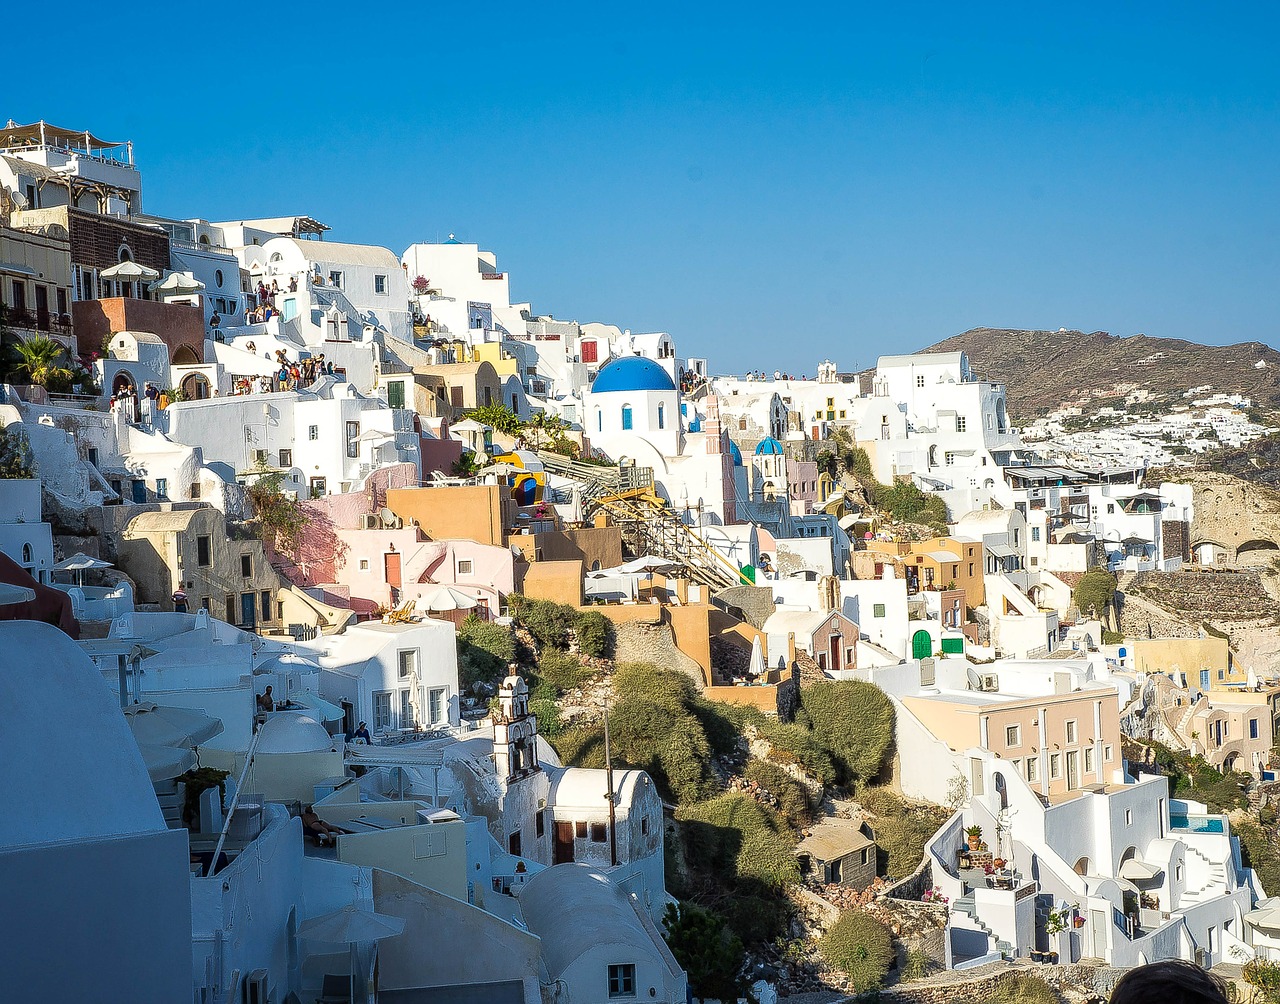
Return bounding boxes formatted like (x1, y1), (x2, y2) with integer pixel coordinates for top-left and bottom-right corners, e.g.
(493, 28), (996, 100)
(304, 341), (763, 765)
(865, 536), (985, 611)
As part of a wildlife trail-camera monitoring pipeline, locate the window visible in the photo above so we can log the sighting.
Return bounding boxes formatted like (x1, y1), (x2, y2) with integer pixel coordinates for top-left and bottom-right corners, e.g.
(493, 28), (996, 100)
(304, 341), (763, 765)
(346, 421), (360, 458)
(86, 446), (99, 468)
(657, 403), (665, 429)
(1200, 670), (1211, 690)
(260, 590), (272, 620)
(873, 603), (885, 618)
(1251, 718), (1259, 740)
(1031, 526), (1041, 542)
(1005, 724), (1021, 748)
(508, 831), (521, 856)
(1125, 809), (1133, 826)
(621, 405), (633, 430)
(536, 811), (545, 838)
(241, 554), (252, 577)
(279, 449), (292, 467)
(945, 452), (955, 466)
(373, 691), (393, 731)
(1026, 757), (1038, 782)
(308, 425), (319, 441)
(197, 536), (212, 567)
(641, 816), (649, 835)
(310, 477), (326, 498)
(1107, 503), (1115, 514)
(1104, 744), (1113, 762)
(1065, 720), (1077, 744)
(399, 649), (418, 679)
(861, 847), (870, 865)
(590, 823), (607, 843)
(1049, 753), (1061, 779)
(956, 415), (967, 432)
(608, 964), (635, 999)
(374, 274), (387, 294)
(215, 268), (224, 288)
(596, 409), (603, 432)
(329, 270), (343, 288)
(1084, 747), (1094, 772)
(575, 821), (587, 839)
(225, 595), (236, 622)
(915, 375), (925, 388)
(457, 559), (474, 575)
(429, 688), (446, 724)
(253, 449), (268, 465)
(156, 478), (168, 500)
(190, 481), (201, 499)
(400, 689), (414, 728)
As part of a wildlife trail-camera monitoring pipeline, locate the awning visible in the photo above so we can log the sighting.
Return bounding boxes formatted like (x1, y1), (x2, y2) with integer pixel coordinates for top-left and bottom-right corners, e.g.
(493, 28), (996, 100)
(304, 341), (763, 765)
(986, 543), (1016, 559)
(1246, 898), (1280, 931)
(293, 691), (346, 724)
(1118, 858), (1163, 882)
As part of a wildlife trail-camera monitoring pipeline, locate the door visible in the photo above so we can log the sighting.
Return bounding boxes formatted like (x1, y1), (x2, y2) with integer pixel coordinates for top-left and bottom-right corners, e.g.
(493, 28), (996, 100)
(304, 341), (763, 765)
(1091, 910), (1107, 958)
(829, 632), (842, 672)
(912, 630), (933, 660)
(34, 284), (49, 330)
(553, 821), (576, 864)
(1066, 750), (1080, 790)
(240, 592), (257, 629)
(131, 480), (147, 503)
(387, 380), (405, 409)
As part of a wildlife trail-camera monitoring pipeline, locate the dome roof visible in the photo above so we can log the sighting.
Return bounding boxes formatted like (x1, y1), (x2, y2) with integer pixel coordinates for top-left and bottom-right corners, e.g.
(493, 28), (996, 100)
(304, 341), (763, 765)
(591, 356), (675, 394)
(255, 713), (335, 754)
(755, 436), (784, 455)
(728, 441), (743, 466)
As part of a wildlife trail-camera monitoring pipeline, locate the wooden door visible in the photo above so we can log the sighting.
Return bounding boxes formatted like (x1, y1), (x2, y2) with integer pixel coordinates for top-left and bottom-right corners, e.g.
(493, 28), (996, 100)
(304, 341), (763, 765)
(553, 821), (575, 864)
(829, 633), (842, 672)
(384, 551), (402, 589)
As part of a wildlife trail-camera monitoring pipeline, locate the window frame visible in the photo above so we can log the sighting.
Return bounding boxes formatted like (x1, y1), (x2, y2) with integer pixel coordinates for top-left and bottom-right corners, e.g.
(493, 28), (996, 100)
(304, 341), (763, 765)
(608, 963), (636, 999)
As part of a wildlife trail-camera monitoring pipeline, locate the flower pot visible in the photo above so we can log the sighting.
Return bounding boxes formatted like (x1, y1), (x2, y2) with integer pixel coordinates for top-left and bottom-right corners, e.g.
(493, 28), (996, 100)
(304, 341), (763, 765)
(967, 835), (982, 851)
(1047, 951), (1059, 964)
(1073, 916), (1086, 929)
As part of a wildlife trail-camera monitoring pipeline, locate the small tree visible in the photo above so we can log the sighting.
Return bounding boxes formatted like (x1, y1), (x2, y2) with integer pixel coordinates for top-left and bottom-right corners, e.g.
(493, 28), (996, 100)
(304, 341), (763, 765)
(662, 902), (747, 1003)
(0, 425), (35, 479)
(245, 469), (307, 554)
(14, 335), (72, 387)
(411, 275), (431, 295)
(465, 403), (522, 436)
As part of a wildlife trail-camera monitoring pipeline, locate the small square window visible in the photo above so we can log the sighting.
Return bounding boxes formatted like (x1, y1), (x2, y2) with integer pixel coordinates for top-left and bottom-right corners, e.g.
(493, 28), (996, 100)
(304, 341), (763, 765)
(590, 823), (607, 843)
(575, 821), (587, 839)
(359, 558), (370, 571)
(279, 448), (292, 467)
(309, 425), (319, 441)
(873, 602), (886, 617)
(1005, 724), (1020, 748)
(608, 963), (635, 999)
(457, 559), (474, 575)
(375, 274), (387, 294)
(1104, 745), (1114, 762)
(915, 375), (925, 388)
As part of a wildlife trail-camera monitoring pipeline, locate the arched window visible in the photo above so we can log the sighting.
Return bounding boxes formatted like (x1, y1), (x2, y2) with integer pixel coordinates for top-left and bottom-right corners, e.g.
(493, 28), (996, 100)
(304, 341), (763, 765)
(621, 405), (633, 431)
(657, 403), (665, 429)
(215, 269), (224, 288)
(596, 408), (602, 432)
(118, 244), (133, 262)
(21, 543), (32, 564)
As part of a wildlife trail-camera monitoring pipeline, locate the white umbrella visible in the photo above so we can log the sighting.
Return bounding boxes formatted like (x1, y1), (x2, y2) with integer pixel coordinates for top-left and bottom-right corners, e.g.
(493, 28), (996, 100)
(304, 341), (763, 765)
(299, 904), (406, 944)
(149, 271), (205, 295)
(1246, 898), (1280, 931)
(123, 702), (224, 747)
(747, 635), (766, 678)
(0, 582), (36, 606)
(252, 651), (322, 675)
(619, 555), (677, 574)
(99, 260), (160, 282)
(138, 743), (198, 783)
(416, 586), (478, 613)
(450, 419), (491, 435)
(54, 552), (113, 587)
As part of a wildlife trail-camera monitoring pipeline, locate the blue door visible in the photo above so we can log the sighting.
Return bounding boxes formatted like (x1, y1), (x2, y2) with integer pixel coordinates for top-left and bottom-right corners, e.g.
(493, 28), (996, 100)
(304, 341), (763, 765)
(132, 480), (147, 503)
(240, 592), (257, 629)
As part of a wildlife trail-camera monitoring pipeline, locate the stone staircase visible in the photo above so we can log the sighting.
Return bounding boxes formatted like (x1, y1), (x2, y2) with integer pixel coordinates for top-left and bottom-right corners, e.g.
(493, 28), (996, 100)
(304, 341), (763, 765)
(954, 893), (1013, 956)
(1180, 845), (1230, 905)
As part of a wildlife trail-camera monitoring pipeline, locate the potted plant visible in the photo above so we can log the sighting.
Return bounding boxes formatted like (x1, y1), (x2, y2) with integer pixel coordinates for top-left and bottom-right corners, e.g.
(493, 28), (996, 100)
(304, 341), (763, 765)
(1073, 915), (1086, 929)
(992, 857), (1007, 870)
(966, 825), (983, 851)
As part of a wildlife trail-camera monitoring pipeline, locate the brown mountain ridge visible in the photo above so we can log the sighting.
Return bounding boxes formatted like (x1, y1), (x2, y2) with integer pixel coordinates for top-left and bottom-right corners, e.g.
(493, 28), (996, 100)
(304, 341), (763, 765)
(916, 327), (1280, 421)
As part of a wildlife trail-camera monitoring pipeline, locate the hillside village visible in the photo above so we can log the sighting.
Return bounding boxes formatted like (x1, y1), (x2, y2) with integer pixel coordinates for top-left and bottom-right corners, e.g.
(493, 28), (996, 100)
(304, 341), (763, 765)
(8, 121), (1280, 1004)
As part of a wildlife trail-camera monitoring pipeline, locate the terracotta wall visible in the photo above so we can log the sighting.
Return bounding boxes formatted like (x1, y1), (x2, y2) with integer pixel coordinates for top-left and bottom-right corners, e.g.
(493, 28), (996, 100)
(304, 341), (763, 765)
(521, 560), (584, 606)
(387, 484), (510, 547)
(74, 297), (203, 362)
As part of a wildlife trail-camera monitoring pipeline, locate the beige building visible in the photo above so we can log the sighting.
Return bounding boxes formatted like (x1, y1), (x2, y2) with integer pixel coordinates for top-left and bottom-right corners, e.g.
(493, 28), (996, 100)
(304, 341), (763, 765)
(1148, 673), (1280, 775)
(0, 223), (75, 348)
(866, 535), (986, 611)
(904, 677), (1123, 800)
(116, 506), (286, 631)
(1134, 636), (1237, 690)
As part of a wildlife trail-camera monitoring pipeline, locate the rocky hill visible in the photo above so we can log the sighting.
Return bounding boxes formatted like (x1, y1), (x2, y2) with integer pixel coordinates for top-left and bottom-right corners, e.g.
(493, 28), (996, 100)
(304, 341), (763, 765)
(917, 327), (1280, 422)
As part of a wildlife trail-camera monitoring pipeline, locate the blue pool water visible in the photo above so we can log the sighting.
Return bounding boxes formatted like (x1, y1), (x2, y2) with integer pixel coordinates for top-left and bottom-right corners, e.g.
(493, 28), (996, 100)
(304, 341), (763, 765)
(1169, 813), (1224, 833)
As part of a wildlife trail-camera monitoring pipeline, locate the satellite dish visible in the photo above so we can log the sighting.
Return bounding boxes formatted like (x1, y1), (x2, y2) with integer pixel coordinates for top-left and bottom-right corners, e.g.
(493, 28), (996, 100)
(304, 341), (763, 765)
(380, 507), (396, 528)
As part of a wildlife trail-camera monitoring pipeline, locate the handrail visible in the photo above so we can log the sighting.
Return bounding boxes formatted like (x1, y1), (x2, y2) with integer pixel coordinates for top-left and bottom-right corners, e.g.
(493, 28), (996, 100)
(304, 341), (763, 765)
(208, 725), (264, 875)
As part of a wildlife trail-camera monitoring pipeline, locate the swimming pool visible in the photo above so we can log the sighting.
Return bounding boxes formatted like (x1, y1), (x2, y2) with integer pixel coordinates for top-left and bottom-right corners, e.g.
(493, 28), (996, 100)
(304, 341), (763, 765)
(1169, 813), (1224, 833)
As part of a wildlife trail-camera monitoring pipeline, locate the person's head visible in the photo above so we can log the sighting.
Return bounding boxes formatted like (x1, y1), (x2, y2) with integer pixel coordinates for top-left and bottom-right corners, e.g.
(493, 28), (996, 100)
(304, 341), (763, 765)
(264, 685), (272, 694)
(1109, 961), (1228, 1004)
(358, 721), (367, 730)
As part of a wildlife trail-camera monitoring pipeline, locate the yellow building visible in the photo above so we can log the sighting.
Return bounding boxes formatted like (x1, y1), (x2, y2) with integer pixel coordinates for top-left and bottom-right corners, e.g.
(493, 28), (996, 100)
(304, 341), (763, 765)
(1134, 636), (1236, 689)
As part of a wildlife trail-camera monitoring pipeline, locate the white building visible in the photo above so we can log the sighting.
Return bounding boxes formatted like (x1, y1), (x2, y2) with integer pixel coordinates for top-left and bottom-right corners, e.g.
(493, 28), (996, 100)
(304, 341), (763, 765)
(0, 478), (52, 583)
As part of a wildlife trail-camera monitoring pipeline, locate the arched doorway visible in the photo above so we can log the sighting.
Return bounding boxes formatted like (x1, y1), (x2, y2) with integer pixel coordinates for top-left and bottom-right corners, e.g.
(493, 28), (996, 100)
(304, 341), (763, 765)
(172, 344), (200, 366)
(912, 629), (932, 660)
(180, 373), (210, 401)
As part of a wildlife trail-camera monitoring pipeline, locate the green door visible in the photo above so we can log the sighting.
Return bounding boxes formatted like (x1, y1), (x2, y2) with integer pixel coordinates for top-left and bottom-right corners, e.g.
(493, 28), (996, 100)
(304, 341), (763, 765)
(941, 637), (966, 655)
(912, 630), (933, 660)
(387, 380), (405, 409)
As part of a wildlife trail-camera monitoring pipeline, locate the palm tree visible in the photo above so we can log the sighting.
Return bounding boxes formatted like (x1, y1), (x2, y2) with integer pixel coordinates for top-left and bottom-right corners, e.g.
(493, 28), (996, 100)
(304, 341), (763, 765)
(14, 335), (72, 387)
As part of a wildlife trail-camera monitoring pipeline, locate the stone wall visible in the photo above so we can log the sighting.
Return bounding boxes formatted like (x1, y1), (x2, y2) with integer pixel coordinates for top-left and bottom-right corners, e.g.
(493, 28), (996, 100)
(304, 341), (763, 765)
(1183, 471), (1280, 564)
(881, 961), (1128, 1003)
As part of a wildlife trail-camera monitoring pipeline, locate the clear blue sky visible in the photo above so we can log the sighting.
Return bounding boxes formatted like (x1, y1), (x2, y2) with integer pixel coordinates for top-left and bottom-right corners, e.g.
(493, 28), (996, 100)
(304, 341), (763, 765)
(11, 3), (1280, 373)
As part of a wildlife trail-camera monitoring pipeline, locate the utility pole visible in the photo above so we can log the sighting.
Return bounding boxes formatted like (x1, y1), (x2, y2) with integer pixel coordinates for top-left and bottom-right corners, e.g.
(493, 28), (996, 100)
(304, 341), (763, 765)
(603, 697), (618, 867)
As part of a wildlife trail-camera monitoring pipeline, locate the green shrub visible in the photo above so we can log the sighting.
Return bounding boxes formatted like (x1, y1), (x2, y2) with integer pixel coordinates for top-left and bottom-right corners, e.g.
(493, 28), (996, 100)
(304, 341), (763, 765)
(456, 615), (514, 691)
(529, 699), (563, 738)
(987, 973), (1059, 1004)
(609, 696), (717, 803)
(662, 902), (746, 1003)
(1074, 569), (1117, 620)
(797, 681), (895, 784)
(859, 787), (949, 879)
(1102, 629), (1124, 645)
(677, 793), (799, 888)
(549, 725), (604, 768)
(615, 661), (697, 706)
(744, 758), (814, 828)
(759, 721), (837, 785)
(509, 594), (578, 650)
(818, 911), (894, 993)
(1237, 817), (1280, 894)
(537, 648), (589, 693)
(691, 696), (752, 760)
(901, 948), (935, 981)
(574, 609), (615, 658)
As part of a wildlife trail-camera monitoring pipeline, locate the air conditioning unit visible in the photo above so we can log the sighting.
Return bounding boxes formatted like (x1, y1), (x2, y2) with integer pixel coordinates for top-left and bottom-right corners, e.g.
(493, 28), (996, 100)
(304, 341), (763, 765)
(362, 514), (380, 530)
(243, 969), (269, 1004)
(980, 674), (999, 692)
